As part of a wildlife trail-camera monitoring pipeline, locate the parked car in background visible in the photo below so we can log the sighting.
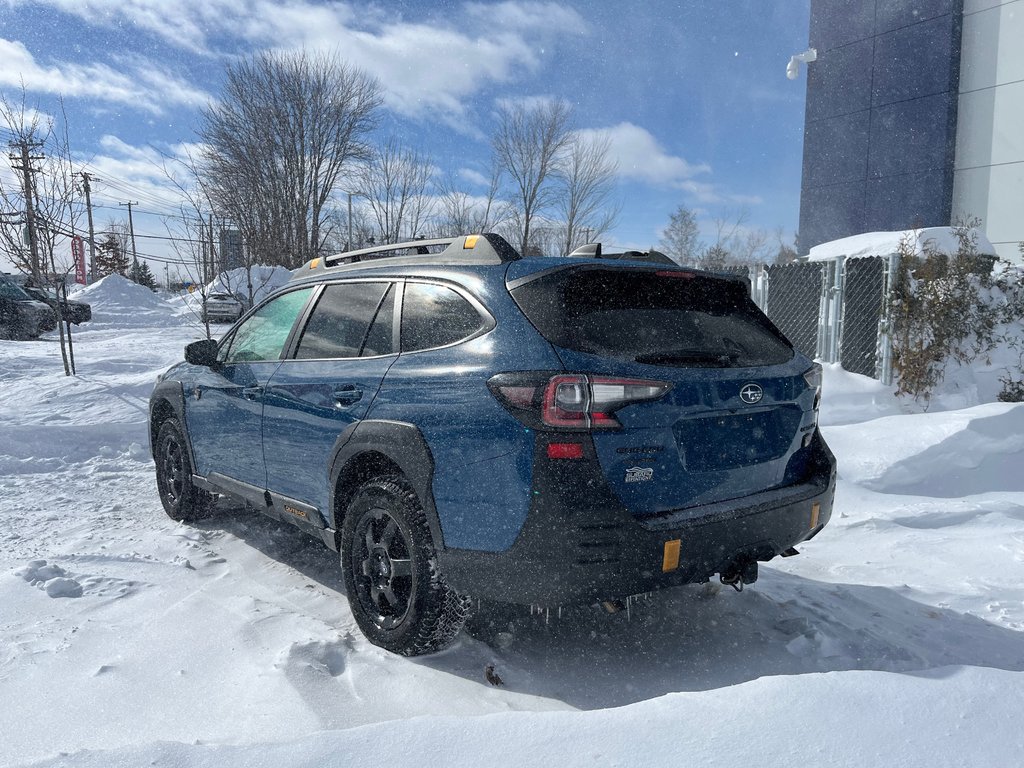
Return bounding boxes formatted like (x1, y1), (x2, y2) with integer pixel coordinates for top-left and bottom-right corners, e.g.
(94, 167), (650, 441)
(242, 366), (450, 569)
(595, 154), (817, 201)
(150, 233), (836, 656)
(0, 274), (57, 340)
(201, 291), (245, 323)
(22, 285), (92, 325)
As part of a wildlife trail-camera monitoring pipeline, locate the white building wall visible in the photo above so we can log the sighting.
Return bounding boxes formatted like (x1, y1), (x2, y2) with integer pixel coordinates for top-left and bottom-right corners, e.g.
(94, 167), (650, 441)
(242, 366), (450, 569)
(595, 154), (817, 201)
(952, 0), (1024, 261)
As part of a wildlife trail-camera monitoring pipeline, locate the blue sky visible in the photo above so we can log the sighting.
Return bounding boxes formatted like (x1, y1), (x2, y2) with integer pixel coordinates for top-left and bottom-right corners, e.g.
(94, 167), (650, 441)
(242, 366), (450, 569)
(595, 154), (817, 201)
(0, 0), (811, 273)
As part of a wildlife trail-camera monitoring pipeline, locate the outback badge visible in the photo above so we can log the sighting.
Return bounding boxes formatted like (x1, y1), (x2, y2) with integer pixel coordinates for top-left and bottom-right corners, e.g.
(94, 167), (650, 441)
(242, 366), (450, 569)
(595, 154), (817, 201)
(625, 466), (654, 483)
(739, 383), (763, 404)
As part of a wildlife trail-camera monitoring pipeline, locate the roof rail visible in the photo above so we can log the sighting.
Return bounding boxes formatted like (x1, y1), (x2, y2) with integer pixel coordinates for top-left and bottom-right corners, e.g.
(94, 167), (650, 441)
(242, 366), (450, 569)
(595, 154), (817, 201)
(297, 233), (521, 274)
(567, 242), (675, 265)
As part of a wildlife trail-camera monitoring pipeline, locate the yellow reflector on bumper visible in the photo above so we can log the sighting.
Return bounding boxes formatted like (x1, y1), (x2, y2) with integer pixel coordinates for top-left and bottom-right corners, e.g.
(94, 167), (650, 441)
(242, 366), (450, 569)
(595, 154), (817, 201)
(662, 539), (681, 572)
(464, 235), (480, 249)
(811, 502), (821, 529)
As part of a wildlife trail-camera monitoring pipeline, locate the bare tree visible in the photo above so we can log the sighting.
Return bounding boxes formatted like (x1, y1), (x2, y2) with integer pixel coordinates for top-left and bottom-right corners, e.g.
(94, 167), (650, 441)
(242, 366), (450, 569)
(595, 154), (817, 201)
(773, 227), (799, 264)
(556, 132), (618, 256)
(697, 244), (728, 271)
(322, 203), (376, 252)
(491, 99), (573, 256)
(660, 205), (701, 266)
(162, 197), (218, 339)
(197, 50), (382, 268)
(357, 137), (435, 243)
(0, 91), (83, 373)
(519, 217), (563, 257)
(731, 228), (772, 265)
(434, 166), (505, 236)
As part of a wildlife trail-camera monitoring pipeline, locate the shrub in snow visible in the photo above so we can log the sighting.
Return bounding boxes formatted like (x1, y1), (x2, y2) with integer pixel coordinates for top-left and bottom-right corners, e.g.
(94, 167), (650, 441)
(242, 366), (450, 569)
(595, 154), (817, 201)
(888, 224), (1024, 403)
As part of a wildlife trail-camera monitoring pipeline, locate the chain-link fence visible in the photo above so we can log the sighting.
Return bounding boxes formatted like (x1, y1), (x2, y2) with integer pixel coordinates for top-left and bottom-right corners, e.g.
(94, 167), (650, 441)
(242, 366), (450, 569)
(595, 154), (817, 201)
(745, 254), (897, 384)
(839, 257), (886, 377)
(762, 262), (824, 360)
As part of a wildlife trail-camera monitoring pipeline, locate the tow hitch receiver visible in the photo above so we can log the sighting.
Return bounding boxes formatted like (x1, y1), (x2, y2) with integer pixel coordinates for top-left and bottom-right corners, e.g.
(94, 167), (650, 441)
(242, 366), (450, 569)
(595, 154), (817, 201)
(720, 559), (759, 592)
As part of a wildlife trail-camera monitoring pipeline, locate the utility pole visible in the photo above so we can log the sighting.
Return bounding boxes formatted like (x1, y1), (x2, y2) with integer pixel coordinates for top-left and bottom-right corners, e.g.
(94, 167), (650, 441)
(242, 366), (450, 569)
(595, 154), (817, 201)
(348, 191), (354, 250)
(8, 139), (45, 281)
(118, 201), (139, 263)
(208, 212), (215, 282)
(79, 172), (97, 282)
(119, 200), (139, 284)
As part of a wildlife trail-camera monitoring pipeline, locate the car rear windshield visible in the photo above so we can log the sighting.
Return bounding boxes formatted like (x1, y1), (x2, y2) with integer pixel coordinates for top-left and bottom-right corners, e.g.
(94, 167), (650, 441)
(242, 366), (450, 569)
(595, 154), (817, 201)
(510, 266), (793, 368)
(0, 276), (31, 301)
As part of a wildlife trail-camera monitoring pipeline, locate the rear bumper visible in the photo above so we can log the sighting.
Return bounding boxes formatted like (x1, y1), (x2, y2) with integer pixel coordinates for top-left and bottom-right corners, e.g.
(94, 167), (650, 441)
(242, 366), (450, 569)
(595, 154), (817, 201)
(202, 309), (241, 322)
(439, 430), (836, 606)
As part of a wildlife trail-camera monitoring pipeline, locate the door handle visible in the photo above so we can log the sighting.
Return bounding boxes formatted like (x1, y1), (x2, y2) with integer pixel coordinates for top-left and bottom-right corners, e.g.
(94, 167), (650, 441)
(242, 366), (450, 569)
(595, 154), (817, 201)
(242, 386), (264, 401)
(333, 386), (363, 406)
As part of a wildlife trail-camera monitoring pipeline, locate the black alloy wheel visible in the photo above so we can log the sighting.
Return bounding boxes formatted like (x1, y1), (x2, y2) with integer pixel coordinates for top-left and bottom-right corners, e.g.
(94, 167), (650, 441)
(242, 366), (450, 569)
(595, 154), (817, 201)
(352, 507), (415, 630)
(341, 476), (470, 655)
(155, 419), (211, 522)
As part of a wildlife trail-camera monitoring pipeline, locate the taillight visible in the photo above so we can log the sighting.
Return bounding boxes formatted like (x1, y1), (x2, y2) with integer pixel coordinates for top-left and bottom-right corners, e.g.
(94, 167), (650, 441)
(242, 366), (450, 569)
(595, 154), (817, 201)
(489, 372), (670, 430)
(803, 363), (822, 411)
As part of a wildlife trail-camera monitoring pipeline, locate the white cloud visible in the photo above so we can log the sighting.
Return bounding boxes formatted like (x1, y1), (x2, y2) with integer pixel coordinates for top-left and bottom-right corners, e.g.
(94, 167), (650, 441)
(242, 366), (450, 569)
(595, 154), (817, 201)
(457, 168), (490, 187)
(234, 5), (581, 120)
(578, 122), (763, 207)
(576, 122), (711, 187)
(0, 39), (211, 114)
(464, 1), (588, 34)
(8, 1), (587, 122)
(81, 136), (197, 213)
(6, 0), (244, 54)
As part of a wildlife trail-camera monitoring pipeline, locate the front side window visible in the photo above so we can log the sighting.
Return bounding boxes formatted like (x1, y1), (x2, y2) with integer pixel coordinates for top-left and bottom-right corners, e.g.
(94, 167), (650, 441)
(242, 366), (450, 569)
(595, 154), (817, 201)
(401, 282), (487, 352)
(294, 281), (393, 359)
(220, 287), (312, 364)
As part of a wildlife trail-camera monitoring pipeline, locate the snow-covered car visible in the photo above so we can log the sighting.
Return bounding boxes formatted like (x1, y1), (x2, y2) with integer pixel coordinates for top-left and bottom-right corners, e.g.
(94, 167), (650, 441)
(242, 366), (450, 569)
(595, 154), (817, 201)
(0, 274), (57, 340)
(22, 285), (92, 325)
(201, 292), (245, 323)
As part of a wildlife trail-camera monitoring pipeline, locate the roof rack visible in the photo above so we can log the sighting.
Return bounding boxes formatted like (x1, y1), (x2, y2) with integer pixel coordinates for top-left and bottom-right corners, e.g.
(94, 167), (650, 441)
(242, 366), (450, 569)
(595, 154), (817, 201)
(297, 233), (521, 275)
(567, 242), (675, 265)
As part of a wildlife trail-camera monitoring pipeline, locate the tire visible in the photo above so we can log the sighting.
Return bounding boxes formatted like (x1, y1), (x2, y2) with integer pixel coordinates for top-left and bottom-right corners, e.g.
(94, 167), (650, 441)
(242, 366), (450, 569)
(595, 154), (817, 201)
(341, 475), (470, 656)
(155, 419), (213, 522)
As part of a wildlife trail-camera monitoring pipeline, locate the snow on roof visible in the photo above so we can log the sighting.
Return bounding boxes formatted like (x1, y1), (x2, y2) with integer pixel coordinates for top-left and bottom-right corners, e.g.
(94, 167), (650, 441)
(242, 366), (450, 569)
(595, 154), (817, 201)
(807, 227), (996, 261)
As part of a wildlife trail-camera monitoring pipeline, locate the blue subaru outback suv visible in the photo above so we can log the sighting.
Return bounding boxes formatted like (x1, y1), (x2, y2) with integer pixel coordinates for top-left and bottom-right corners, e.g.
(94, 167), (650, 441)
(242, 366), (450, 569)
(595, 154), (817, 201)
(150, 233), (836, 655)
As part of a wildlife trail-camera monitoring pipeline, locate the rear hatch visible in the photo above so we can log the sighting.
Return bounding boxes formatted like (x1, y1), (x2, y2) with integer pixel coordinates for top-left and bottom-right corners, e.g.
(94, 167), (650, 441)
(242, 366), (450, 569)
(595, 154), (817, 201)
(508, 263), (819, 517)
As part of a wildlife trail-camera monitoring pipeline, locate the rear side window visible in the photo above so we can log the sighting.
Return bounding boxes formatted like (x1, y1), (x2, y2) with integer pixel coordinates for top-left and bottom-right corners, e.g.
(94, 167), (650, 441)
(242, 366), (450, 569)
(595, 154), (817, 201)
(510, 267), (793, 367)
(401, 282), (487, 352)
(294, 281), (393, 359)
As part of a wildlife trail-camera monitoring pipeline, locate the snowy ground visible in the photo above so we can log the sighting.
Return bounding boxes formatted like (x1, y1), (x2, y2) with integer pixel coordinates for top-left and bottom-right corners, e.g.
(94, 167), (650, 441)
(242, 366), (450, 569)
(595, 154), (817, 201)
(1, 276), (1022, 767)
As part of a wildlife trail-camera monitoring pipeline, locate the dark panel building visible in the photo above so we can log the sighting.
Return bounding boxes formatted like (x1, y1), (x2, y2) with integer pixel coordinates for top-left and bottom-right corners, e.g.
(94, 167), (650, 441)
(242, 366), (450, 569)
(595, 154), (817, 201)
(219, 228), (244, 272)
(798, 0), (964, 252)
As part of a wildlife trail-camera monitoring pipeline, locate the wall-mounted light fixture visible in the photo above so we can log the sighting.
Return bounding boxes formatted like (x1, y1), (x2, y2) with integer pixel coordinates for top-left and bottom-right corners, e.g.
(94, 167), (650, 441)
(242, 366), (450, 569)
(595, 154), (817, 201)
(786, 48), (818, 80)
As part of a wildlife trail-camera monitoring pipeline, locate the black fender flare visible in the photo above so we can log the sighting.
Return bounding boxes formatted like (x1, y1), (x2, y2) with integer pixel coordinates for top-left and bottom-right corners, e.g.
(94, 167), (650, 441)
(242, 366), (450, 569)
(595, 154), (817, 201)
(327, 420), (445, 549)
(149, 381), (198, 469)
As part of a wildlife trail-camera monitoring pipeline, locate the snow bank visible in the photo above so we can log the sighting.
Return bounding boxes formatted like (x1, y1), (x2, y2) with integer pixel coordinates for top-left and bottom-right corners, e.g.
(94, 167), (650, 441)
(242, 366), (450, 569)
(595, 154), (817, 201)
(73, 273), (183, 327)
(168, 265), (293, 320)
(819, 363), (907, 425)
(210, 264), (293, 303)
(24, 666), (1024, 768)
(808, 227), (995, 261)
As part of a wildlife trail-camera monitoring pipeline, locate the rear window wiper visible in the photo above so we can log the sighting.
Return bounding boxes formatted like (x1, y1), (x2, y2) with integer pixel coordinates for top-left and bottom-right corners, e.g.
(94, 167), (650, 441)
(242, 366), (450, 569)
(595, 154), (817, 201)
(634, 349), (737, 367)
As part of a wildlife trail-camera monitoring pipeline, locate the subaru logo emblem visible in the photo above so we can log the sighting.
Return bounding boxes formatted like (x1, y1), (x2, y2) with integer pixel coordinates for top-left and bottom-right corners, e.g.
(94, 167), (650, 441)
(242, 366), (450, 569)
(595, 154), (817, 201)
(739, 383), (763, 404)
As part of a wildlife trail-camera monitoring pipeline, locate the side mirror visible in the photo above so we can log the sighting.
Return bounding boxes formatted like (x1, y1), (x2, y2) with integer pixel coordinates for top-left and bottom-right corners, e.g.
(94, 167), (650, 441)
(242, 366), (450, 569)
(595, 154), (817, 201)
(184, 338), (219, 367)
